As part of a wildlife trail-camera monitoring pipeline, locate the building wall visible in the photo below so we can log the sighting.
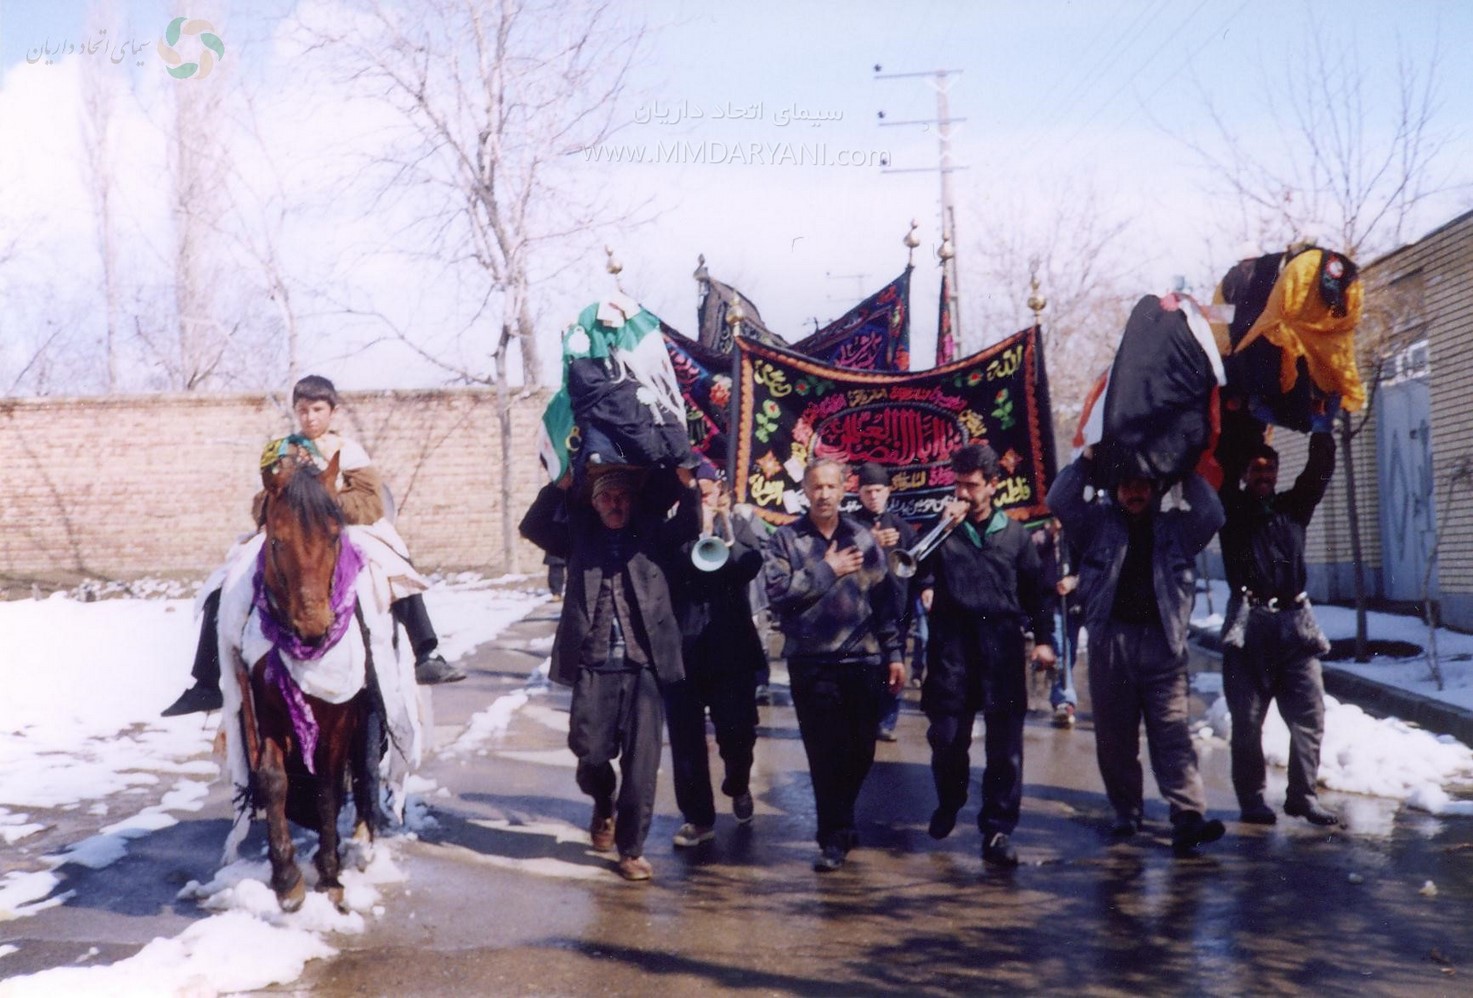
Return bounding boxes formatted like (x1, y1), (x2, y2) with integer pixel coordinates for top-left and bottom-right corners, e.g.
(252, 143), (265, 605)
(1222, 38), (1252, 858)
(0, 388), (554, 586)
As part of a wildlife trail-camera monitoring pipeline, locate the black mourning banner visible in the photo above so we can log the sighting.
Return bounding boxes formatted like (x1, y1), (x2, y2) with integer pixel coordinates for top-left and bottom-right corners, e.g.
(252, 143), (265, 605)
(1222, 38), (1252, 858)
(733, 326), (1056, 527)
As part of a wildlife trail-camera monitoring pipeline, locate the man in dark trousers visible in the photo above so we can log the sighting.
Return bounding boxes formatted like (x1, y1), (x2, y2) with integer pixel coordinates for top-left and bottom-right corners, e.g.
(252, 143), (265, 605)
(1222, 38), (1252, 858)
(852, 462), (920, 742)
(1218, 430), (1340, 827)
(1048, 448), (1227, 855)
(921, 444), (1056, 867)
(519, 465), (700, 881)
(664, 462), (765, 847)
(765, 458), (906, 873)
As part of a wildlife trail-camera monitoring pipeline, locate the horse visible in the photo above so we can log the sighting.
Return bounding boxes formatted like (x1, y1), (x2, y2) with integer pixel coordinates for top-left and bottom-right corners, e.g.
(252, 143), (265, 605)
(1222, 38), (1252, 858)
(235, 446), (378, 913)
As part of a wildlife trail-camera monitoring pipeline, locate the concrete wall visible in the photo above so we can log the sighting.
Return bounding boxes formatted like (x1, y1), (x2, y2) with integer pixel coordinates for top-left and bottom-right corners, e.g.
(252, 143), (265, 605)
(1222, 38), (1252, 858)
(0, 387), (554, 586)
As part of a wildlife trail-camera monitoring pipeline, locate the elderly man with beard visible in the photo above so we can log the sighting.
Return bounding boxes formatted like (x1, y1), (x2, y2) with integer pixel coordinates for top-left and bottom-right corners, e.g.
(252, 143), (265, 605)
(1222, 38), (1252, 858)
(1047, 449), (1227, 856)
(520, 465), (699, 881)
(766, 458), (906, 872)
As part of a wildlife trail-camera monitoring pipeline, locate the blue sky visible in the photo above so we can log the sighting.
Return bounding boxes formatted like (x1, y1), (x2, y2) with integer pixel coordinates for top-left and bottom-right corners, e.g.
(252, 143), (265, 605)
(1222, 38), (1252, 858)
(1, 0), (1470, 386)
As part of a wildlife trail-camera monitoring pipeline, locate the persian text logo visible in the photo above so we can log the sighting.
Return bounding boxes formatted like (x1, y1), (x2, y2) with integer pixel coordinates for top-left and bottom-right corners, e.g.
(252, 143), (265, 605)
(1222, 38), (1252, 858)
(156, 17), (224, 79)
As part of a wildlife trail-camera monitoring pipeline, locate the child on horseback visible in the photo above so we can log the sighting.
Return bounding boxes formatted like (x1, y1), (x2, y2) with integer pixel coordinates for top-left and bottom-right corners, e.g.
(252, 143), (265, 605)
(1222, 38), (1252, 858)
(163, 374), (463, 717)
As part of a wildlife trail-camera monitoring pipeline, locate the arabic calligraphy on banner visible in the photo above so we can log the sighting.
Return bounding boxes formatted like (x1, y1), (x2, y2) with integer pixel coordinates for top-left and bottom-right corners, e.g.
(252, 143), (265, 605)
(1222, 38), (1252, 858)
(732, 327), (1056, 527)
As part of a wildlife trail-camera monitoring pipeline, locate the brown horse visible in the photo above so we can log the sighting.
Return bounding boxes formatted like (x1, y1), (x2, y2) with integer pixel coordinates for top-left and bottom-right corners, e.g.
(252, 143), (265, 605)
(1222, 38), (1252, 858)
(236, 447), (377, 913)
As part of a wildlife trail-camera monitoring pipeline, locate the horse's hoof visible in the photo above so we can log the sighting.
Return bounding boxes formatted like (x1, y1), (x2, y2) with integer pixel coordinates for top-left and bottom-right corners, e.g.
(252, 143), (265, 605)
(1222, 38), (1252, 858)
(278, 876), (307, 913)
(325, 885), (349, 914)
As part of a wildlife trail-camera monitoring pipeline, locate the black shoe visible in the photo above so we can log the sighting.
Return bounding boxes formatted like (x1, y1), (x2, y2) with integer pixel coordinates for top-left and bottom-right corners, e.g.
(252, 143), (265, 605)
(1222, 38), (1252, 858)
(1240, 799), (1279, 825)
(813, 844), (846, 872)
(415, 653), (466, 685)
(161, 683), (223, 717)
(1285, 798), (1340, 826)
(754, 684), (772, 706)
(1172, 812), (1226, 855)
(928, 807), (959, 840)
(732, 791), (755, 825)
(982, 832), (1019, 867)
(1109, 813), (1140, 838)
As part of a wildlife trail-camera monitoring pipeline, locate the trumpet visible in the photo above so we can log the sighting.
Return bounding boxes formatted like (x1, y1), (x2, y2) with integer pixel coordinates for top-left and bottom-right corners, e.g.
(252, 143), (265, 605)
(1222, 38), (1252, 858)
(691, 510), (736, 572)
(888, 513), (961, 579)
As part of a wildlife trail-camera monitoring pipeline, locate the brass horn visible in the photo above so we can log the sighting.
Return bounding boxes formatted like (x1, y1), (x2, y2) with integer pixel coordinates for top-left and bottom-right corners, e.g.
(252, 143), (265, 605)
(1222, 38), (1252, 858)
(691, 510), (736, 572)
(888, 514), (961, 579)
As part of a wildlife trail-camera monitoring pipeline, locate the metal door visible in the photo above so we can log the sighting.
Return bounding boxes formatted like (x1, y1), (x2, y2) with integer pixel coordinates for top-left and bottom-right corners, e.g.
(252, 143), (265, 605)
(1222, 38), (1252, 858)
(1376, 378), (1438, 600)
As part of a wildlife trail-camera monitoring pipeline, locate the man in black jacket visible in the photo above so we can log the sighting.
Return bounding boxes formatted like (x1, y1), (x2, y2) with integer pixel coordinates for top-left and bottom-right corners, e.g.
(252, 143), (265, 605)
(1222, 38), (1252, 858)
(852, 462), (920, 742)
(921, 444), (1056, 867)
(519, 465), (700, 881)
(664, 463), (766, 847)
(1218, 431), (1339, 827)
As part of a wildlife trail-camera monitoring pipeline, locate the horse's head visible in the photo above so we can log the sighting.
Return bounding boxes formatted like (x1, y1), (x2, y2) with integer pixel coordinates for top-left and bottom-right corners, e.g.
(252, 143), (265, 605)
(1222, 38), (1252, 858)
(261, 449), (344, 643)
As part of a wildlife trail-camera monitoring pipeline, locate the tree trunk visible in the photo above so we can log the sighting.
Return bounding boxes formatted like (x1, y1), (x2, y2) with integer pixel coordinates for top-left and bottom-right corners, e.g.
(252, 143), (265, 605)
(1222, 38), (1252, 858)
(1340, 411), (1369, 661)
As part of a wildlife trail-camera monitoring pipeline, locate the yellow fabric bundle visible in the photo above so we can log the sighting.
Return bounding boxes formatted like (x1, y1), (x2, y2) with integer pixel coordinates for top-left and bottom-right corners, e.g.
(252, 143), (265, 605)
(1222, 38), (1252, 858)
(1236, 249), (1365, 411)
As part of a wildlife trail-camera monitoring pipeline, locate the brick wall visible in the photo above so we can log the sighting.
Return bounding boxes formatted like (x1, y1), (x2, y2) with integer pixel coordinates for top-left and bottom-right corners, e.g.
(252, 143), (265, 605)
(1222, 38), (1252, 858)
(0, 387), (554, 586)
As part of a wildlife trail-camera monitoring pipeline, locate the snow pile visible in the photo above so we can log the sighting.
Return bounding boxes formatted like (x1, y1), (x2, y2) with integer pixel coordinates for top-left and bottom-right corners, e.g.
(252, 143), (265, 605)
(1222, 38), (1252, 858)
(1202, 693), (1473, 815)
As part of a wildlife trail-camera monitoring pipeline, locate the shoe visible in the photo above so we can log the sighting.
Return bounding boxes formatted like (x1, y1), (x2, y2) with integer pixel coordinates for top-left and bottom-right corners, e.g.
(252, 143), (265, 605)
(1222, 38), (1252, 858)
(1109, 813), (1140, 838)
(982, 832), (1019, 867)
(161, 683), (223, 717)
(1285, 798), (1340, 826)
(754, 684), (772, 706)
(616, 855), (653, 881)
(876, 726), (898, 743)
(732, 792), (755, 825)
(1240, 799), (1279, 825)
(813, 844), (846, 872)
(928, 807), (959, 840)
(1172, 812), (1226, 855)
(589, 807), (616, 852)
(414, 653), (466, 685)
(1052, 703), (1076, 729)
(672, 823), (715, 847)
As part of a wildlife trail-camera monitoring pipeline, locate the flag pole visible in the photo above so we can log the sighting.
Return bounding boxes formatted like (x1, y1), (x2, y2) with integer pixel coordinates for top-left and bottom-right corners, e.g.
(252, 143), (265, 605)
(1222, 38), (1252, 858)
(725, 300), (746, 490)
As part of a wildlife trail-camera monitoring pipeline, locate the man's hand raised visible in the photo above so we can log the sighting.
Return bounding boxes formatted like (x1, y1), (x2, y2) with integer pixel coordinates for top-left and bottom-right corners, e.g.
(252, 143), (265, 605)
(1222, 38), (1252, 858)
(823, 540), (865, 577)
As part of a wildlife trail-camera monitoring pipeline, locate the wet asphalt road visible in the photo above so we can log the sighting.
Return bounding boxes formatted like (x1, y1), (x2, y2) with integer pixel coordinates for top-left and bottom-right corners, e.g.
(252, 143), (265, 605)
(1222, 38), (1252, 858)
(7, 596), (1473, 995)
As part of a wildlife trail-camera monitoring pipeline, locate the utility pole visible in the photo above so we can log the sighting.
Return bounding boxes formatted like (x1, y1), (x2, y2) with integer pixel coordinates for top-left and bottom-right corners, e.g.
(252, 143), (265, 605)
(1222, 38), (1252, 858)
(875, 66), (966, 346)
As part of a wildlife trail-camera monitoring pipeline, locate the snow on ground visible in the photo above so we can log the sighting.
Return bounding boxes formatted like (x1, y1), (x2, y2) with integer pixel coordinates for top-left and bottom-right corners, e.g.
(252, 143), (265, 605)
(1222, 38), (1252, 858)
(0, 575), (543, 994)
(1191, 579), (1473, 816)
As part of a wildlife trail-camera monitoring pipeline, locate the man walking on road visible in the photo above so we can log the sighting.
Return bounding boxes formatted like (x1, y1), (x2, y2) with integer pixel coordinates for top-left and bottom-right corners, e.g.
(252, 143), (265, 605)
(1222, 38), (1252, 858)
(1218, 431), (1340, 827)
(1048, 449), (1227, 855)
(920, 444), (1057, 867)
(766, 459), (907, 873)
(851, 462), (920, 743)
(519, 465), (700, 881)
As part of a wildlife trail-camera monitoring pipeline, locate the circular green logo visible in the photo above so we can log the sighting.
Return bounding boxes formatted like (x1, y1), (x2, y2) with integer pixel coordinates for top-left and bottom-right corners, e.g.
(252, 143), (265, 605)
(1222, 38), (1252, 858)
(156, 16), (224, 79)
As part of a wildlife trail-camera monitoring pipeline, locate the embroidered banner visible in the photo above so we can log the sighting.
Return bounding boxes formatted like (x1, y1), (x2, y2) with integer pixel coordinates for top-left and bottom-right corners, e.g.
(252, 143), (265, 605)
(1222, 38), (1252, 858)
(661, 322), (734, 461)
(733, 326), (1056, 527)
(791, 267), (912, 371)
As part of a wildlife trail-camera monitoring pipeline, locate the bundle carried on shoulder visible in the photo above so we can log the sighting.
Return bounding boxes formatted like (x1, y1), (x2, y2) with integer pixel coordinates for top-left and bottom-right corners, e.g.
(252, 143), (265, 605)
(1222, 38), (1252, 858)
(1075, 293), (1226, 489)
(538, 294), (695, 489)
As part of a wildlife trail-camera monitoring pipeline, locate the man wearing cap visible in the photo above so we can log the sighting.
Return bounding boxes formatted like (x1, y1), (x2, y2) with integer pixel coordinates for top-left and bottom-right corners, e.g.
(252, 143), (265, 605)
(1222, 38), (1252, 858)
(852, 462), (920, 742)
(766, 458), (906, 872)
(920, 444), (1056, 867)
(520, 464), (700, 881)
(1047, 448), (1227, 856)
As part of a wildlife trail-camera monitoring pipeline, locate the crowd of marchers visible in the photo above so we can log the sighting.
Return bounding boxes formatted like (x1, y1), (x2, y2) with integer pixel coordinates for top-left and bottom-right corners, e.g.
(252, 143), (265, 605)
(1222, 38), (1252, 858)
(518, 427), (1339, 880)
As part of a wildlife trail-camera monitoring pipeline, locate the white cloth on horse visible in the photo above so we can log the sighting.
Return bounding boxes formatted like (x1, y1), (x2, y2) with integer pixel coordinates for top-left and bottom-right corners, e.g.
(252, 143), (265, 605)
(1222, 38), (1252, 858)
(216, 533), (426, 865)
(347, 520), (429, 602)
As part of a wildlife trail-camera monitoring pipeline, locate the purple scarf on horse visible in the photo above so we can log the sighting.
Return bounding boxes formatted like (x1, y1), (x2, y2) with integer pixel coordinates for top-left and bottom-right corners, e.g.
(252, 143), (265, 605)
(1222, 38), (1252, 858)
(252, 539), (366, 774)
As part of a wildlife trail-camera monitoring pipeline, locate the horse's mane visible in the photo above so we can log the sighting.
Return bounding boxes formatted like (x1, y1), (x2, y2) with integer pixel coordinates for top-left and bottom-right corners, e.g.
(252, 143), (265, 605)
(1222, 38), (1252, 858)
(278, 463), (346, 533)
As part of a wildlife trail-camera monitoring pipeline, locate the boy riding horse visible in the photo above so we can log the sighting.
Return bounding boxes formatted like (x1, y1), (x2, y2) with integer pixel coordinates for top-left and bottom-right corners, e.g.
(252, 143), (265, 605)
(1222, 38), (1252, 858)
(163, 374), (462, 717)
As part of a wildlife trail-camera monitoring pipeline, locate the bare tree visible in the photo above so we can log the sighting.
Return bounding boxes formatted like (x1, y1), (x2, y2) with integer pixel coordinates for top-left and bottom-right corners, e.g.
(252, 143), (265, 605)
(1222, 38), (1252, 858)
(1181, 21), (1451, 261)
(299, 0), (647, 571)
(967, 179), (1137, 459)
(79, 7), (122, 392)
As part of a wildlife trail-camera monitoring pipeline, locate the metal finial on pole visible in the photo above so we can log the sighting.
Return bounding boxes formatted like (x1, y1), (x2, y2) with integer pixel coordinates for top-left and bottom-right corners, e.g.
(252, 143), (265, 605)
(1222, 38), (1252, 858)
(693, 253), (709, 282)
(1027, 269), (1047, 326)
(904, 219), (921, 266)
(605, 246), (624, 294)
